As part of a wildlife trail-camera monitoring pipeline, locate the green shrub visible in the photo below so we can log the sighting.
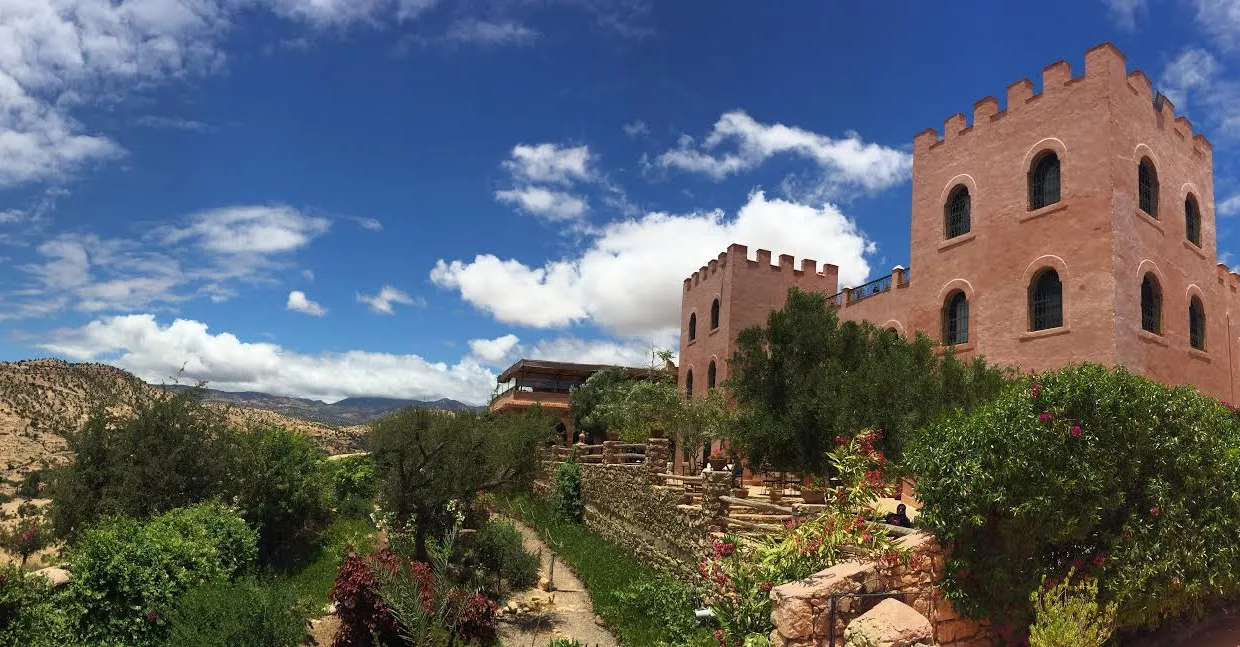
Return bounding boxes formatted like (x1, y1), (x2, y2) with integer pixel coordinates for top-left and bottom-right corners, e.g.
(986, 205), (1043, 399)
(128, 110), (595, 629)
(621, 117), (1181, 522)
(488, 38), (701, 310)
(0, 565), (74, 647)
(907, 363), (1240, 634)
(1028, 569), (1117, 647)
(49, 388), (236, 541)
(230, 426), (332, 566)
(66, 501), (258, 646)
(162, 577), (306, 647)
(610, 578), (701, 644)
(17, 470), (42, 499)
(554, 458), (584, 524)
(547, 640), (586, 647)
(474, 520), (539, 592)
(328, 454), (376, 517)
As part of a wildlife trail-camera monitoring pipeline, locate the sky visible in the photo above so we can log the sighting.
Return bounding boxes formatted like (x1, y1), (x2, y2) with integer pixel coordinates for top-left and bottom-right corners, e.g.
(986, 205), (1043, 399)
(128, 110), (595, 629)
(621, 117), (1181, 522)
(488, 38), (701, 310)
(2, 0), (1240, 406)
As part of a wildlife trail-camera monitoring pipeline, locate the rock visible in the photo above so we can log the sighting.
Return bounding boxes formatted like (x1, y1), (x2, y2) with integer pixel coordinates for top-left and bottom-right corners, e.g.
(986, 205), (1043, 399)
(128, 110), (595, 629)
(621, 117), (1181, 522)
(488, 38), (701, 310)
(32, 567), (70, 587)
(771, 598), (814, 639)
(539, 576), (554, 591)
(843, 599), (932, 647)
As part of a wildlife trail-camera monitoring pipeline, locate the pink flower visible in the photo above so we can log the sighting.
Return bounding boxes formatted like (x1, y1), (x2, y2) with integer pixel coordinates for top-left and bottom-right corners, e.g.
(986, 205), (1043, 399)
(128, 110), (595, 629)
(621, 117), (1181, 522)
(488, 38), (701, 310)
(1070, 425), (1082, 437)
(1030, 383), (1042, 400)
(1039, 412), (1053, 423)
(146, 609), (160, 624)
(1093, 553), (1106, 566)
(1151, 505), (1161, 517)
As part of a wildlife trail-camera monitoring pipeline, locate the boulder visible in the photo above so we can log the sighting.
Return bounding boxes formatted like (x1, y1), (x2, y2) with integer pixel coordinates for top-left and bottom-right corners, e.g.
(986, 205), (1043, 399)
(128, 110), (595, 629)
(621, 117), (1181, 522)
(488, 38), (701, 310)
(32, 567), (71, 587)
(843, 598), (933, 647)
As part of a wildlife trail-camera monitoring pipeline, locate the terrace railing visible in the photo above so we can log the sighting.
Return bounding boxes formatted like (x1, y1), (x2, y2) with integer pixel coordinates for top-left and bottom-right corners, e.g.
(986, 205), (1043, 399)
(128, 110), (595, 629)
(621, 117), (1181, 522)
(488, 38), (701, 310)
(848, 273), (893, 304)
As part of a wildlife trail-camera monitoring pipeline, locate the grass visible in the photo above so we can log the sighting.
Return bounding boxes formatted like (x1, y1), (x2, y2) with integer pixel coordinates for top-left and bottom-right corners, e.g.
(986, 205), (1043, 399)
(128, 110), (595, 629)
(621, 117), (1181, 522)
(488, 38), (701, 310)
(498, 493), (712, 647)
(271, 513), (378, 614)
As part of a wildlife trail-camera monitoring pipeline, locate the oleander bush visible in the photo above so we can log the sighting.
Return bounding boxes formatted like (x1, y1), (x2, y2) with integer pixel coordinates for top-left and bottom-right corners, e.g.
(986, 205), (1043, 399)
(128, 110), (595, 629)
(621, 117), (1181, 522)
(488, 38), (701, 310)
(554, 458), (584, 524)
(908, 363), (1240, 637)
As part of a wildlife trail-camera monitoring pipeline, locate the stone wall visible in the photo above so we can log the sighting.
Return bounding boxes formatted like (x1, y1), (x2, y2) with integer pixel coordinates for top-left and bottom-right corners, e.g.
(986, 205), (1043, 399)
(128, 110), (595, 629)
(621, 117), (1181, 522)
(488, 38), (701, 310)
(577, 461), (711, 580)
(769, 532), (994, 647)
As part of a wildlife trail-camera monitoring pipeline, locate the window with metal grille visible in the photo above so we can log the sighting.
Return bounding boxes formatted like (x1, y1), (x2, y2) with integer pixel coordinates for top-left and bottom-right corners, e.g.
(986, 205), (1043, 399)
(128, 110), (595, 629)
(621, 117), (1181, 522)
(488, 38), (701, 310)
(942, 292), (969, 345)
(1141, 274), (1161, 334)
(1030, 269), (1063, 331)
(1190, 297), (1206, 350)
(1029, 152), (1060, 210)
(688, 313), (697, 341)
(685, 370), (693, 398)
(1186, 196), (1201, 246)
(710, 299), (720, 329)
(1139, 158), (1158, 217)
(707, 361), (716, 389)
(944, 186), (971, 239)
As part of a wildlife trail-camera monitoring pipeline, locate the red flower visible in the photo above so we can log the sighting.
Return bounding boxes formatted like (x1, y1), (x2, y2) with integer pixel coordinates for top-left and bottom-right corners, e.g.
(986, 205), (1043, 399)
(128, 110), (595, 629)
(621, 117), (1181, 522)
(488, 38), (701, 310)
(146, 609), (160, 624)
(1151, 505), (1161, 517)
(1070, 425), (1082, 437)
(1093, 553), (1106, 566)
(1030, 382), (1041, 400)
(1038, 412), (1053, 423)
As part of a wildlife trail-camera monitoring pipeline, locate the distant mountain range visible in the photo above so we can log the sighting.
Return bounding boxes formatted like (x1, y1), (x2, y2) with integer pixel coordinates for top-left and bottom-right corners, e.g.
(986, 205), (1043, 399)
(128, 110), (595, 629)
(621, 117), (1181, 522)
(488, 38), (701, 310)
(163, 385), (481, 427)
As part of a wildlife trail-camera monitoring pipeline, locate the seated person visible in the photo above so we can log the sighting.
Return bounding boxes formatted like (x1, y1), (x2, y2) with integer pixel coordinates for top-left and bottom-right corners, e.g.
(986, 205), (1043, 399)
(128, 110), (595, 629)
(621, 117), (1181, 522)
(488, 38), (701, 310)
(884, 503), (912, 528)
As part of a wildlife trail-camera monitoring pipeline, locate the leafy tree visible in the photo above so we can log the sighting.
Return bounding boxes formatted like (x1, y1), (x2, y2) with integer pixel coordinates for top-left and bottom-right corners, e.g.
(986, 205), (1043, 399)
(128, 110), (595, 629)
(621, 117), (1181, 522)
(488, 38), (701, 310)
(679, 388), (735, 471)
(1, 519), (49, 570)
(726, 288), (1010, 473)
(589, 379), (686, 443)
(48, 386), (237, 541)
(569, 368), (631, 443)
(229, 426), (332, 567)
(368, 406), (554, 561)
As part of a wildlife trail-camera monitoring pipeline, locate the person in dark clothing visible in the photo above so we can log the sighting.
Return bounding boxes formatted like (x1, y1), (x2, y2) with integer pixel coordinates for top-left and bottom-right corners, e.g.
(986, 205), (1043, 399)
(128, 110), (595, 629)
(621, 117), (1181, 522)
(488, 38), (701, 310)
(884, 503), (912, 528)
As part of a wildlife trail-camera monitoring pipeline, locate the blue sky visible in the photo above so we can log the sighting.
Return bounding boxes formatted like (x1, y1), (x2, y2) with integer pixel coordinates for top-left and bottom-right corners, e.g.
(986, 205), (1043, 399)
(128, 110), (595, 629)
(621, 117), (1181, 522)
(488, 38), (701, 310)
(1, 0), (1238, 405)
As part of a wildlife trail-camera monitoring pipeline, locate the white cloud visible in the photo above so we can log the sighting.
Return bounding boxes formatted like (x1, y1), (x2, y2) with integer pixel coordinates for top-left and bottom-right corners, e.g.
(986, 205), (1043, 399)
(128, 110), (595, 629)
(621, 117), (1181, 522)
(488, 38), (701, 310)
(1158, 48), (1240, 139)
(358, 285), (421, 314)
(443, 19), (539, 46)
(623, 120), (649, 137)
(1102, 0), (1147, 29)
(495, 187), (587, 221)
(1195, 0), (1240, 50)
(503, 143), (595, 185)
(526, 336), (660, 367)
(158, 205), (331, 254)
(301, 268), (316, 281)
(468, 334), (521, 365)
(41, 314), (497, 405)
(655, 111), (911, 198)
(353, 217), (384, 231)
(1220, 194), (1240, 217)
(287, 290), (326, 316)
(432, 190), (872, 336)
(135, 116), (210, 132)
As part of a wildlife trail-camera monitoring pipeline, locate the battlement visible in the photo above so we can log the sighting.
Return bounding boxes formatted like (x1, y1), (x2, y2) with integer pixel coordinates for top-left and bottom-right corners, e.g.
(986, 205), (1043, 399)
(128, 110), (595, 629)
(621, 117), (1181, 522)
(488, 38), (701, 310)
(683, 243), (838, 291)
(912, 42), (1211, 157)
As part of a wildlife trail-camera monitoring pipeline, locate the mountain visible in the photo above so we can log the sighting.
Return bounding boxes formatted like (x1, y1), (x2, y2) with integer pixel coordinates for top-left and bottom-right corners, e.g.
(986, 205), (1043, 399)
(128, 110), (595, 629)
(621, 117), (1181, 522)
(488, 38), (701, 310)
(164, 387), (480, 427)
(0, 359), (365, 490)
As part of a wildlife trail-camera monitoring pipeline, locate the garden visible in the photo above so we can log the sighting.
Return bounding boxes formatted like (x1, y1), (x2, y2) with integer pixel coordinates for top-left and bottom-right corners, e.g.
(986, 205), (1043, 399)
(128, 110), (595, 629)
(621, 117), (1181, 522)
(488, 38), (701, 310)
(4, 287), (1240, 647)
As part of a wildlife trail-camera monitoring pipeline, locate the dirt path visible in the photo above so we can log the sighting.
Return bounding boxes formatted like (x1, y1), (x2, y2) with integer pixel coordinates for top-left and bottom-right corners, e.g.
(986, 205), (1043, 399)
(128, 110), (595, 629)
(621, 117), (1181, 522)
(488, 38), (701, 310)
(498, 519), (619, 647)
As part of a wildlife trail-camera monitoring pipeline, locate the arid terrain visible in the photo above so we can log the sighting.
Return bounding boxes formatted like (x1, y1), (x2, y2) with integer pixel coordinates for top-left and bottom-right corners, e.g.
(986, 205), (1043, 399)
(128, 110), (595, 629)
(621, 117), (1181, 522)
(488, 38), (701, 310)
(0, 358), (372, 493)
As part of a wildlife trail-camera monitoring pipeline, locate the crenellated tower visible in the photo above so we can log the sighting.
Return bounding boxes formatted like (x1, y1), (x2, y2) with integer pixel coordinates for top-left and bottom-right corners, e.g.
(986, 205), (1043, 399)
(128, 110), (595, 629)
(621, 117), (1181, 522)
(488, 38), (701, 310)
(681, 42), (1240, 403)
(679, 244), (837, 399)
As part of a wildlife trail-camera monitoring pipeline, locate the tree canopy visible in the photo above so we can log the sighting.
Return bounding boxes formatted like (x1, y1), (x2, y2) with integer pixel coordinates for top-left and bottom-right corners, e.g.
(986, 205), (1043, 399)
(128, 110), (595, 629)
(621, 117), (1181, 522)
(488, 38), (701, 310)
(726, 287), (1010, 473)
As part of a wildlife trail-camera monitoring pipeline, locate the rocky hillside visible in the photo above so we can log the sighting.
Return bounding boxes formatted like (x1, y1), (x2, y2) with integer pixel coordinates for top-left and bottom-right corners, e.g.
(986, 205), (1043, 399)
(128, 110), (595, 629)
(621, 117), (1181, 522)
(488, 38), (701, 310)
(165, 386), (479, 427)
(0, 359), (364, 489)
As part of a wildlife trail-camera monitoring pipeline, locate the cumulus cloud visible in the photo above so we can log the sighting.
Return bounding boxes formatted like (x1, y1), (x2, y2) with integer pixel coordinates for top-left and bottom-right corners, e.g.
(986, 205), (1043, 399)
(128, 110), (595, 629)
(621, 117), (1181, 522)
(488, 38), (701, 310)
(41, 314), (497, 404)
(504, 144), (595, 184)
(287, 290), (326, 316)
(432, 190), (872, 336)
(1158, 48), (1240, 139)
(623, 120), (649, 137)
(468, 334), (521, 365)
(158, 205), (331, 254)
(1102, 0), (1147, 30)
(358, 285), (421, 314)
(1195, 0), (1240, 51)
(495, 187), (587, 221)
(655, 111), (911, 198)
(1219, 194), (1240, 217)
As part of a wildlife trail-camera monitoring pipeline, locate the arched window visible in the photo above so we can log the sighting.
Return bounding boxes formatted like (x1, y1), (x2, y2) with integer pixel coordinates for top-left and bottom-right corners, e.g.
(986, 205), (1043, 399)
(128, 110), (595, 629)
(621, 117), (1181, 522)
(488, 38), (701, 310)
(1029, 152), (1061, 210)
(942, 291), (969, 345)
(1141, 273), (1162, 334)
(1190, 296), (1206, 350)
(707, 361), (717, 389)
(1186, 195), (1202, 246)
(685, 370), (694, 398)
(944, 186), (971, 239)
(710, 298), (720, 329)
(1029, 269), (1063, 331)
(688, 313), (697, 341)
(1139, 158), (1159, 217)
